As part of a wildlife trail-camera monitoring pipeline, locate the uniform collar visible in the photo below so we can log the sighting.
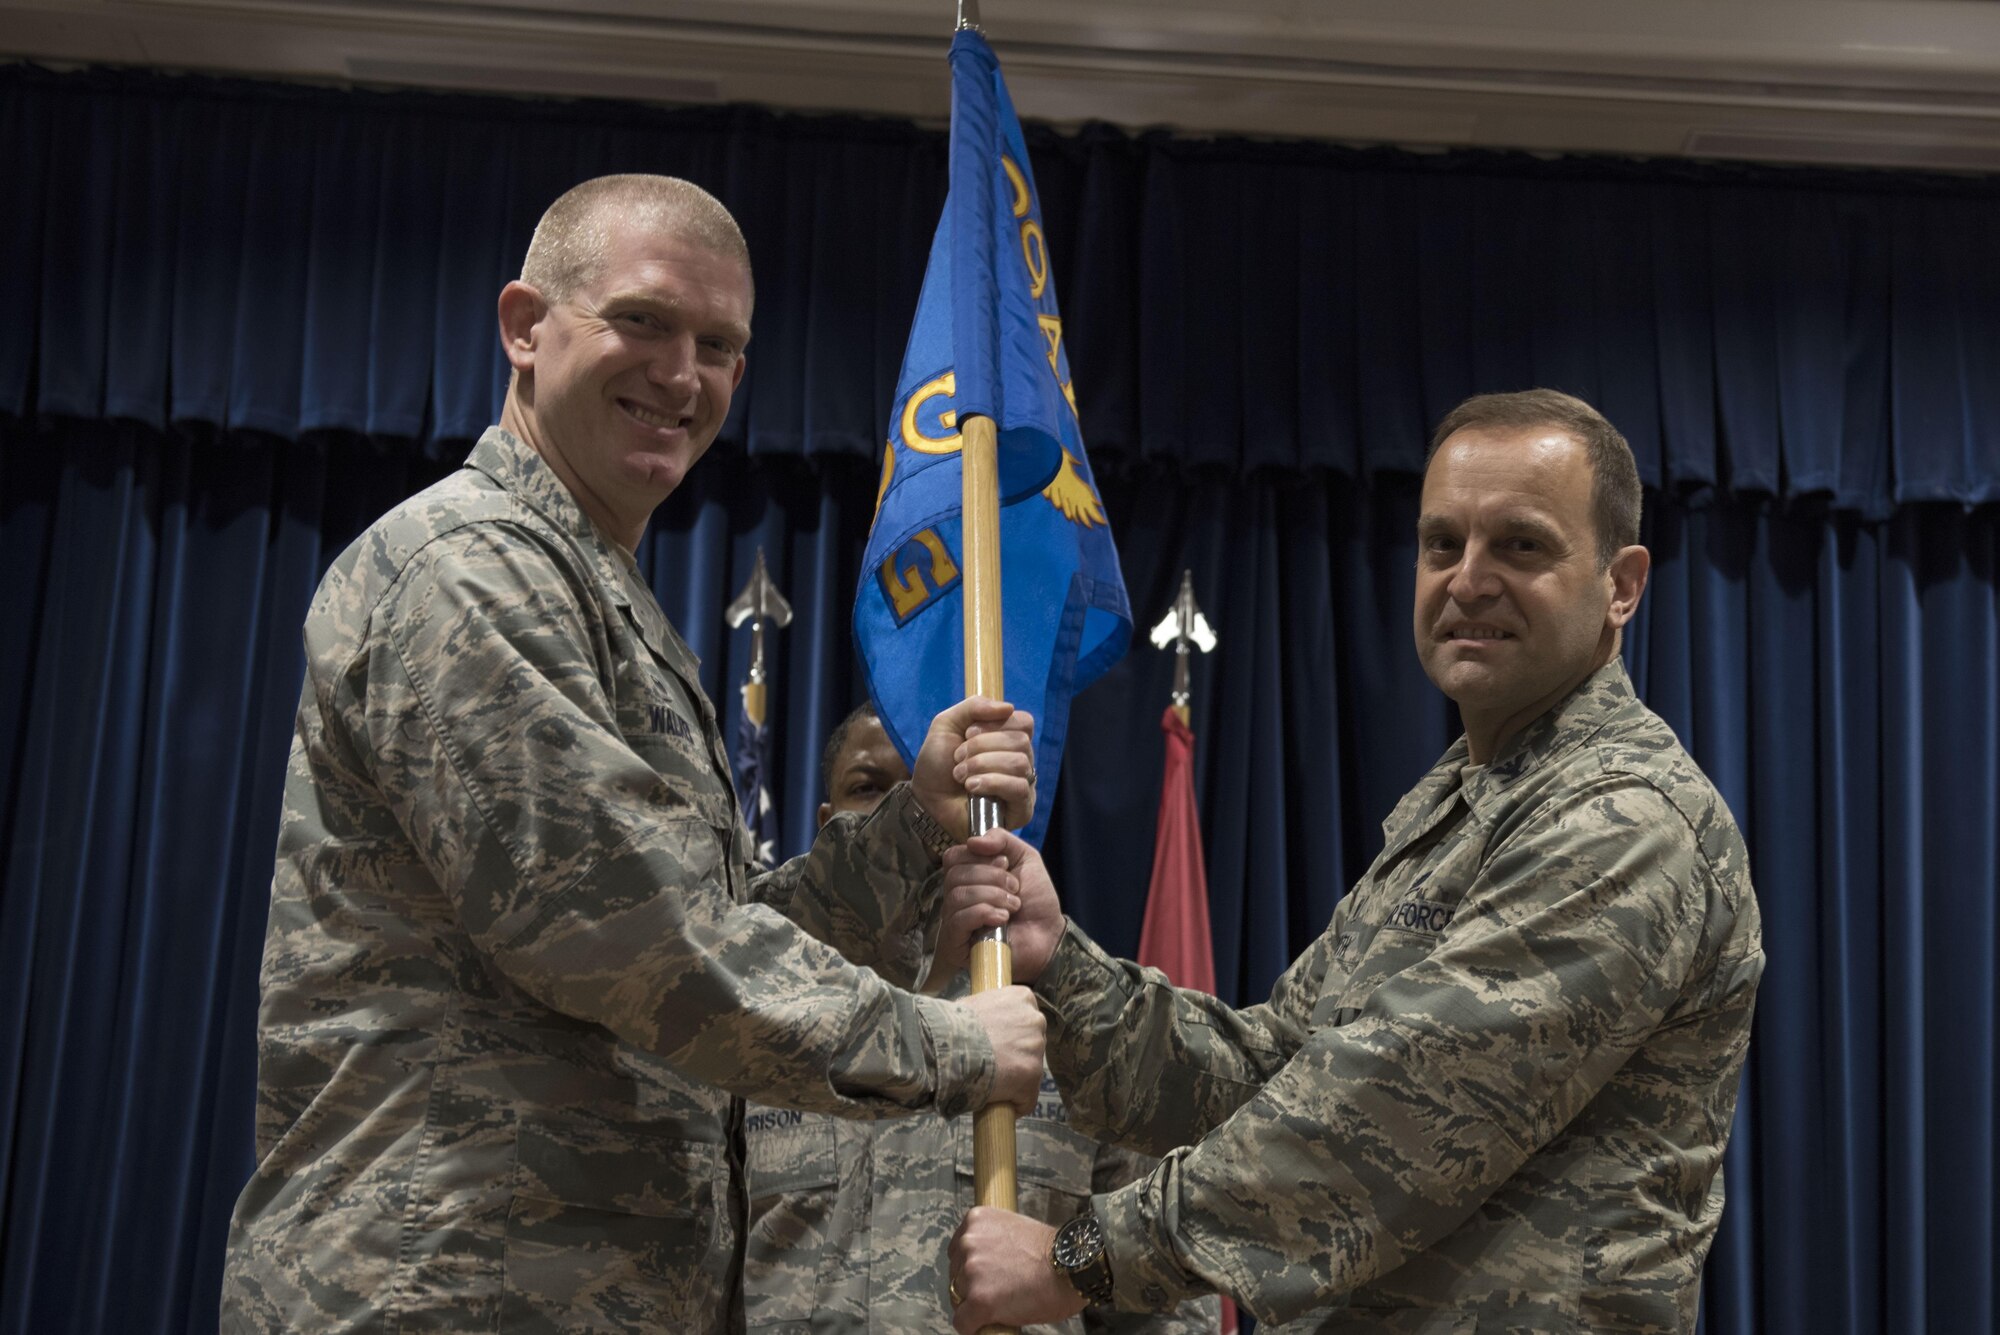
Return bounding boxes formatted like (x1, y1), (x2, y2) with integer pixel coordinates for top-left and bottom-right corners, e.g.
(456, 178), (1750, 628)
(467, 426), (602, 550)
(1380, 658), (1640, 855)
(1459, 658), (1637, 816)
(466, 426), (704, 681)
(1379, 736), (1471, 850)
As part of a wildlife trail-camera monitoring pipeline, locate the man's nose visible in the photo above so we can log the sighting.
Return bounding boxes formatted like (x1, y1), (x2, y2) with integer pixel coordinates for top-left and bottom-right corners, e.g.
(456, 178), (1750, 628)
(1446, 539), (1502, 602)
(648, 335), (699, 392)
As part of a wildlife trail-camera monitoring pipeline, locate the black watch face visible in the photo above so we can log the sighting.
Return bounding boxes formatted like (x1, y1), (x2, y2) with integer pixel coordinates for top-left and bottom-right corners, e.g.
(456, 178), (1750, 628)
(1056, 1215), (1104, 1268)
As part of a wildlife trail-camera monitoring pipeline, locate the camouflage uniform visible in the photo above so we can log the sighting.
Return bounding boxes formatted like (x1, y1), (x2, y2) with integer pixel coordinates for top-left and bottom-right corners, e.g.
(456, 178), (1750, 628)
(743, 977), (1219, 1334)
(1037, 662), (1763, 1333)
(222, 428), (995, 1334)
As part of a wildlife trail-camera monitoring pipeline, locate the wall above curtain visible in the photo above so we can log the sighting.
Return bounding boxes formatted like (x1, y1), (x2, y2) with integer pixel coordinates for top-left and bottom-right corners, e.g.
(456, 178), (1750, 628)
(5, 62), (2000, 512)
(13, 0), (2000, 168)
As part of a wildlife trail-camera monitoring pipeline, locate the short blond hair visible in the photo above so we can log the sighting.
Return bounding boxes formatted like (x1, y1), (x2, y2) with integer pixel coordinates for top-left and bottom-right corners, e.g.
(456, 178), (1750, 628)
(520, 174), (752, 306)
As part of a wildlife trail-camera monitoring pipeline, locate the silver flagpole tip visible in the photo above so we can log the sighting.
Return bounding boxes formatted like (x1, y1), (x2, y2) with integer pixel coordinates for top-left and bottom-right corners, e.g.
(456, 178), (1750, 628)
(1148, 568), (1217, 654)
(956, 0), (982, 32)
(726, 546), (794, 632)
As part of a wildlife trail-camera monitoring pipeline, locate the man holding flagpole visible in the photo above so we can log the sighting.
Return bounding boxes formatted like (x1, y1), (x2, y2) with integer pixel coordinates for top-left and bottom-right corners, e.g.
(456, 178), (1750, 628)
(941, 392), (1762, 1334)
(221, 173), (1052, 1335)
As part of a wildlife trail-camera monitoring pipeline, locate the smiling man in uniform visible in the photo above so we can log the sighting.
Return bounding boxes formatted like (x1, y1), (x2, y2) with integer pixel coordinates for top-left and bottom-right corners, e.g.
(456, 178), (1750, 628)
(941, 389), (1764, 1334)
(221, 175), (1048, 1335)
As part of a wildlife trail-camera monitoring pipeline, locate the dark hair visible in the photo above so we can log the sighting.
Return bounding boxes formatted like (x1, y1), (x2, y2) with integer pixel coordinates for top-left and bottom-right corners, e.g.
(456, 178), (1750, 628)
(820, 701), (881, 798)
(1425, 389), (1642, 569)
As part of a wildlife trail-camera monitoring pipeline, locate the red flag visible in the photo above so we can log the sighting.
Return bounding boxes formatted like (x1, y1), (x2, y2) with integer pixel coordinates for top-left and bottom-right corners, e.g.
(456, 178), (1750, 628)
(1136, 707), (1216, 991)
(1134, 706), (1238, 1332)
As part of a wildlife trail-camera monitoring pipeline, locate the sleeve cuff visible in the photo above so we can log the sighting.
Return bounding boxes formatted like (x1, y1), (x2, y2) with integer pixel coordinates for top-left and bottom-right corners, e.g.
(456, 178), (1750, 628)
(892, 782), (957, 863)
(1034, 919), (1130, 1021)
(915, 992), (995, 1118)
(1093, 1174), (1217, 1314)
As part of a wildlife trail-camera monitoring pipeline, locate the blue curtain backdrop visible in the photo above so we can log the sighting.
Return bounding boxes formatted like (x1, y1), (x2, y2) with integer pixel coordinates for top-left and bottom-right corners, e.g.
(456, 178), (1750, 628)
(2, 63), (1997, 1335)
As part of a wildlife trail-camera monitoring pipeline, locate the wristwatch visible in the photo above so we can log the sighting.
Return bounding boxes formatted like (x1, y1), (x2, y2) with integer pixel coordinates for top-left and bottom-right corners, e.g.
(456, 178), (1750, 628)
(1050, 1210), (1115, 1305)
(904, 791), (957, 861)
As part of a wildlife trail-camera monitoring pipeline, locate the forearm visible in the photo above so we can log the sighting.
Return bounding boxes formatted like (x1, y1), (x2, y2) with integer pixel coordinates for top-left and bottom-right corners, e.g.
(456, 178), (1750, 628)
(494, 825), (994, 1119)
(1036, 923), (1301, 1157)
(1088, 1023), (1474, 1322)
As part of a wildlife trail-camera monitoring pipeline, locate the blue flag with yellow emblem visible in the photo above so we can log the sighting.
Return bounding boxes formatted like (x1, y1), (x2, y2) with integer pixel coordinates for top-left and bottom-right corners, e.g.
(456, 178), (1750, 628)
(855, 29), (1130, 847)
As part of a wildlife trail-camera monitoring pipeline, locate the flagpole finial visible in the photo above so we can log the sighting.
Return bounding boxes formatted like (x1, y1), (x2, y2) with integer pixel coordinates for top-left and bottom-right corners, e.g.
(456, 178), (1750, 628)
(726, 547), (794, 690)
(956, 0), (982, 32)
(1148, 570), (1217, 713)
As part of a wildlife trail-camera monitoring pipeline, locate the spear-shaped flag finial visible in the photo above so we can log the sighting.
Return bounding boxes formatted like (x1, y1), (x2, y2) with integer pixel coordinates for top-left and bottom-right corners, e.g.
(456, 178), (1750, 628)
(1148, 570), (1216, 722)
(726, 547), (794, 724)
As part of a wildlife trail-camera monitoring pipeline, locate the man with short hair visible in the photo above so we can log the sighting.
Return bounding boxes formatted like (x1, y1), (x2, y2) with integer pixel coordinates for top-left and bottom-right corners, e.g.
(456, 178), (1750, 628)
(943, 390), (1764, 1334)
(743, 704), (1217, 1335)
(221, 175), (1048, 1334)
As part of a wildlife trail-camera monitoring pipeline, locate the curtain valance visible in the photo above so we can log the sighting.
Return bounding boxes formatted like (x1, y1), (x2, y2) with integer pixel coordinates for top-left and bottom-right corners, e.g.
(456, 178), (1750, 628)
(6, 64), (1998, 511)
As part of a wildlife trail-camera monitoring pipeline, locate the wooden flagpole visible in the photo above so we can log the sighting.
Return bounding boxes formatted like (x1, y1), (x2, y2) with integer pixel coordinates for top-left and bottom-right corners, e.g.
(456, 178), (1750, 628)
(960, 412), (1019, 1271)
(955, 6), (1019, 1324)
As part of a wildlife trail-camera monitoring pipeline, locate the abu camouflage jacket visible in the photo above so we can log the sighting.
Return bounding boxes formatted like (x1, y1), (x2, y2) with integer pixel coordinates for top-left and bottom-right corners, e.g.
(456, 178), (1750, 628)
(1039, 662), (1763, 1334)
(221, 428), (993, 1334)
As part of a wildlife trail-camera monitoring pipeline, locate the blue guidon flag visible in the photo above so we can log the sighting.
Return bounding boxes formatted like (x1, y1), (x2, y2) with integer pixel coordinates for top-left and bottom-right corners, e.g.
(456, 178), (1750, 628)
(854, 28), (1130, 847)
(734, 705), (778, 868)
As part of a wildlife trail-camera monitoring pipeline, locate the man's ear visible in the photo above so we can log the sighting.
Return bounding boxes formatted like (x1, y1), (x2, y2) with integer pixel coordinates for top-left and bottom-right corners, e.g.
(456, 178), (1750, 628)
(498, 281), (547, 373)
(1605, 544), (1652, 629)
(816, 800), (832, 830)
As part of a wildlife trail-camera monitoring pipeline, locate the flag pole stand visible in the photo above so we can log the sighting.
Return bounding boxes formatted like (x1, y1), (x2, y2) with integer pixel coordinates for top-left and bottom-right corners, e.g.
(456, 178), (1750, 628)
(962, 412), (1018, 1335)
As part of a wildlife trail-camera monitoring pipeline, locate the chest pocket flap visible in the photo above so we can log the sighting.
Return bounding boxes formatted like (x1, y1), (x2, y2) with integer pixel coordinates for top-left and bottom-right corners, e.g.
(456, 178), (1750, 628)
(745, 1111), (839, 1200)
